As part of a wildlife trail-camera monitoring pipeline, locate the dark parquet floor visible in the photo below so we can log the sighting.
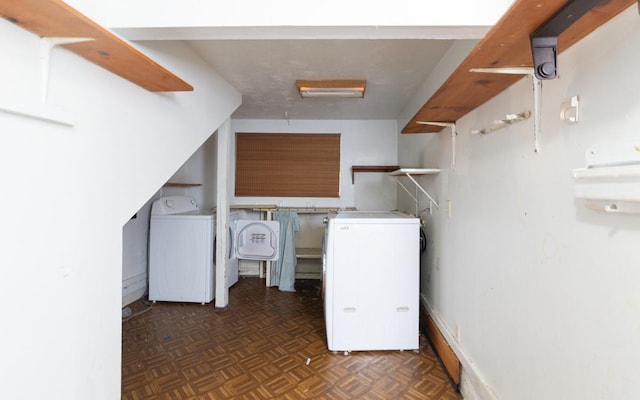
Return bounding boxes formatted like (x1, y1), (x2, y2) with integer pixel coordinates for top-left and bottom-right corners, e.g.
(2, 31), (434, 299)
(122, 277), (461, 399)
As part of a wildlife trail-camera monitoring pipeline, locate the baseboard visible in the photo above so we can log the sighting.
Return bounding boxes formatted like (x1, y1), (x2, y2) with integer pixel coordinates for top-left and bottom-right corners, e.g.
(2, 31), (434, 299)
(122, 287), (146, 307)
(122, 273), (147, 307)
(420, 295), (498, 400)
(420, 306), (461, 386)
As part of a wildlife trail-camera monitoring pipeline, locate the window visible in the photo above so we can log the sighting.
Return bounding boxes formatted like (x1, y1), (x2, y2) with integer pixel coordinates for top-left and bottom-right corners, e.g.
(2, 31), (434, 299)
(235, 133), (340, 197)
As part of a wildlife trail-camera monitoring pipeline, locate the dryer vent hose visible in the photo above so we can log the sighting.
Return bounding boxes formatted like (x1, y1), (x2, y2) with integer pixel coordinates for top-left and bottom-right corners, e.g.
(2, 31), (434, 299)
(419, 228), (427, 255)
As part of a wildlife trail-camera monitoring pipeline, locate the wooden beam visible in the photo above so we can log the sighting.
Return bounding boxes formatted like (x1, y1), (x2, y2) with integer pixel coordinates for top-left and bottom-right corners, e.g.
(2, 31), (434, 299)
(0, 0), (193, 92)
(402, 0), (635, 134)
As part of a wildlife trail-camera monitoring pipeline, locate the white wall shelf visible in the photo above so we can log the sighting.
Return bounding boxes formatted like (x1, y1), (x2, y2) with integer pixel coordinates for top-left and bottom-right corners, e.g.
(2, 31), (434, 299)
(391, 168), (440, 215)
(573, 142), (640, 214)
(573, 164), (640, 214)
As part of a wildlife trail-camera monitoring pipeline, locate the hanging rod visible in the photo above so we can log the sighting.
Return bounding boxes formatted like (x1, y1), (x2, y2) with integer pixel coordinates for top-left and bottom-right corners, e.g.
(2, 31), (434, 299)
(470, 111), (531, 135)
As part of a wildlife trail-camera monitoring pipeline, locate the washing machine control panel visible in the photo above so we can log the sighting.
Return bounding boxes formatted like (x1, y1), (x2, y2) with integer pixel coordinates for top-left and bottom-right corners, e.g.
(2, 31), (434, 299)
(151, 196), (199, 215)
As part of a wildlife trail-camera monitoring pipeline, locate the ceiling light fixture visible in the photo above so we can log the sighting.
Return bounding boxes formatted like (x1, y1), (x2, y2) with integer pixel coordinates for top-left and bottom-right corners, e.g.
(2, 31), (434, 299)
(296, 80), (366, 98)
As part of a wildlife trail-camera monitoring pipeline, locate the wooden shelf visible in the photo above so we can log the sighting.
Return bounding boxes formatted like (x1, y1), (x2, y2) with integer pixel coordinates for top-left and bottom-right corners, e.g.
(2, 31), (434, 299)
(402, 0), (635, 134)
(164, 182), (202, 187)
(351, 165), (400, 183)
(0, 0), (193, 92)
(296, 248), (322, 259)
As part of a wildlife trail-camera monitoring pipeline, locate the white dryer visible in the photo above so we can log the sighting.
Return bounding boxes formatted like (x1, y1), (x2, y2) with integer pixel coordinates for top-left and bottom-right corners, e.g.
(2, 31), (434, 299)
(148, 196), (239, 304)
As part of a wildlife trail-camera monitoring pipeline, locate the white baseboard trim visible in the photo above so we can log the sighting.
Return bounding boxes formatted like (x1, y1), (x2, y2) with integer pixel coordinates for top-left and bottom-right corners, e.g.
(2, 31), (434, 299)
(122, 287), (146, 307)
(122, 273), (147, 307)
(421, 294), (499, 400)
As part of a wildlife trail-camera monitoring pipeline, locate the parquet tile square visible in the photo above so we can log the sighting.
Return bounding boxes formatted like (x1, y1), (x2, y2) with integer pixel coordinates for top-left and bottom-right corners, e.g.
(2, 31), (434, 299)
(122, 277), (461, 399)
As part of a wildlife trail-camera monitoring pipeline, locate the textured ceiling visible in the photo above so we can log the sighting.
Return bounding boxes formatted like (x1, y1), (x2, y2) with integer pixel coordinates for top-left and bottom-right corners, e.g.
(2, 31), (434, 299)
(188, 39), (465, 120)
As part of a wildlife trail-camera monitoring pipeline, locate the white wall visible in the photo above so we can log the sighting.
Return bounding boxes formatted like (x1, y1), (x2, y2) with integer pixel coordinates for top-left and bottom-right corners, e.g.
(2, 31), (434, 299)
(231, 119), (399, 211)
(398, 6), (640, 400)
(0, 17), (240, 400)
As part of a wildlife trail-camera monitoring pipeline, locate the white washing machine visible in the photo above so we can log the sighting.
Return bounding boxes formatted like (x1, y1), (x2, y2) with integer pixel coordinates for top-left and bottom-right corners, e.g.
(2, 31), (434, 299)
(149, 196), (239, 304)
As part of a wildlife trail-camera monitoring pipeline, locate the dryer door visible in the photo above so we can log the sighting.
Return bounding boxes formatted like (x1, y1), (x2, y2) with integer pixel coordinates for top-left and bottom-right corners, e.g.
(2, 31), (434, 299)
(235, 220), (280, 261)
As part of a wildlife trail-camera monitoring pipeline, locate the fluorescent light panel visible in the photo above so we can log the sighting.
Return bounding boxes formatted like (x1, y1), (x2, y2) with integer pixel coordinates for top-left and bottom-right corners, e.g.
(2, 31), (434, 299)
(296, 79), (366, 98)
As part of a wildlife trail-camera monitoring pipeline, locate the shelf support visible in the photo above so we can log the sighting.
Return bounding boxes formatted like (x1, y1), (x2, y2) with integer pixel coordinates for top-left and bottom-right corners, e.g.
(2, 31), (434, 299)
(416, 121), (457, 172)
(41, 37), (95, 103)
(0, 36), (93, 126)
(469, 67), (541, 153)
(391, 169), (440, 216)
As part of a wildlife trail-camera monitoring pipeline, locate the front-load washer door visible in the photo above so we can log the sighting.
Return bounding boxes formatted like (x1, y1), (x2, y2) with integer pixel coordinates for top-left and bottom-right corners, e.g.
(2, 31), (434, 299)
(235, 220), (280, 261)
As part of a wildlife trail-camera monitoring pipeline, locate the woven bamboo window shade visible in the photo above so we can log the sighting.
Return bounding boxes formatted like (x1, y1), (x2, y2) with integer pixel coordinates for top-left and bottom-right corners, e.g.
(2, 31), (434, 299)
(235, 133), (341, 197)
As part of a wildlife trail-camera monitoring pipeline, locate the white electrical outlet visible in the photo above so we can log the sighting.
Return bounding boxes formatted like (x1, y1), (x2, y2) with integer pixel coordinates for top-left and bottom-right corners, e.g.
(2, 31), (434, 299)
(445, 200), (452, 219)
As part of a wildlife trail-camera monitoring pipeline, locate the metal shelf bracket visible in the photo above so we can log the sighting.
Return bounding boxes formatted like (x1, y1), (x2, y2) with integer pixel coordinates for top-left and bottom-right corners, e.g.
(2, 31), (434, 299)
(41, 36), (95, 103)
(469, 67), (542, 153)
(416, 121), (457, 172)
(391, 168), (440, 215)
